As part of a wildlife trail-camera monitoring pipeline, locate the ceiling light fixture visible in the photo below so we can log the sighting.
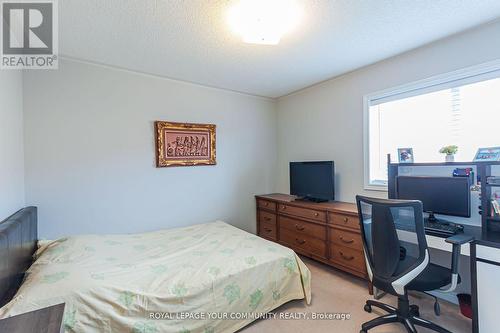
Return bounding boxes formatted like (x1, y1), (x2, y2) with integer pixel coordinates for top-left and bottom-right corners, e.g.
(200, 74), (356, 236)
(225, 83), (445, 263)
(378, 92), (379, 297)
(227, 0), (302, 45)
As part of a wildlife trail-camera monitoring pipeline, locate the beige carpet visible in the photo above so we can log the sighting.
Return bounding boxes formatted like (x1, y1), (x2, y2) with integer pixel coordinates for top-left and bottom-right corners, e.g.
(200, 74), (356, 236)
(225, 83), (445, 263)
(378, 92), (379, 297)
(241, 257), (471, 333)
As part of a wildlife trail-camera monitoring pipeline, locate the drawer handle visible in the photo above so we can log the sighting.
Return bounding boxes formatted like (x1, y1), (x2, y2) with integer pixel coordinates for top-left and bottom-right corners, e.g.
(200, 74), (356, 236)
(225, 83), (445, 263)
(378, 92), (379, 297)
(264, 202), (269, 207)
(295, 224), (305, 231)
(339, 251), (354, 261)
(340, 236), (354, 244)
(314, 212), (319, 217)
(343, 217), (349, 223)
(264, 216), (272, 221)
(264, 227), (272, 233)
(295, 238), (306, 245)
(282, 206), (287, 210)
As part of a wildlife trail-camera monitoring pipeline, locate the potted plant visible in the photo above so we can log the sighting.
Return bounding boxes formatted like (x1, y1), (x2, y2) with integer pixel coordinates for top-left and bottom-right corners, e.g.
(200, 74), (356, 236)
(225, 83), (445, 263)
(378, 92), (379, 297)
(439, 145), (458, 162)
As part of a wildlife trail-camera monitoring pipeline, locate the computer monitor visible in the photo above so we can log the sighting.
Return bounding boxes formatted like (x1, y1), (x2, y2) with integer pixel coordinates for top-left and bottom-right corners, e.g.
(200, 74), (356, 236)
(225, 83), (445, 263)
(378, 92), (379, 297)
(394, 176), (471, 218)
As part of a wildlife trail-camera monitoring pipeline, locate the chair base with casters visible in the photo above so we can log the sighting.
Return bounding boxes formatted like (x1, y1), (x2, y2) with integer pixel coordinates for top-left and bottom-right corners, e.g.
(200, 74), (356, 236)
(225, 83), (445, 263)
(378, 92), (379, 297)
(359, 248), (468, 333)
(360, 293), (451, 333)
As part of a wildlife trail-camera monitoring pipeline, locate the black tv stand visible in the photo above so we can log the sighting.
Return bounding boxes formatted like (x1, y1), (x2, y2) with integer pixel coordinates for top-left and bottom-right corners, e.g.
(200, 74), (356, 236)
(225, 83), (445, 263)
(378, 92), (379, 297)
(296, 196), (329, 203)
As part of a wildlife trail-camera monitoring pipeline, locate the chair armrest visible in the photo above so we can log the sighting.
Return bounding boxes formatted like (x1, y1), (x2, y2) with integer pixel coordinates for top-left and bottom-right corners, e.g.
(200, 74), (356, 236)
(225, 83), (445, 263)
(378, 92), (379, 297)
(443, 233), (474, 282)
(445, 234), (474, 245)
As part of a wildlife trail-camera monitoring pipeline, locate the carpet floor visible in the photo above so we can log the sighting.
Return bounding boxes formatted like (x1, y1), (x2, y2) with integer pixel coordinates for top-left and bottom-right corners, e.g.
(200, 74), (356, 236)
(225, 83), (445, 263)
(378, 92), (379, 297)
(241, 257), (471, 333)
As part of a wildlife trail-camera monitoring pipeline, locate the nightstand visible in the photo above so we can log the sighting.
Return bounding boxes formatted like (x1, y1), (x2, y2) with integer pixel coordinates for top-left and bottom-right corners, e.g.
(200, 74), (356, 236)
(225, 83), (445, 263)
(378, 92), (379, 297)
(0, 303), (65, 333)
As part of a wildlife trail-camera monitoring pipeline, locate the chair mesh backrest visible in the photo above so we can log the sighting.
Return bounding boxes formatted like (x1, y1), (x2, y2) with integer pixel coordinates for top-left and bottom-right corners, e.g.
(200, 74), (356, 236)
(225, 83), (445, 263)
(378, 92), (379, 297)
(356, 196), (428, 281)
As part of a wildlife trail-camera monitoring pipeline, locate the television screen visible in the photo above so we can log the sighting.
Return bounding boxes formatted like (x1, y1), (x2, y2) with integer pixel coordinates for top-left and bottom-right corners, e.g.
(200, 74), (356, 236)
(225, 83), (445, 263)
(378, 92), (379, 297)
(290, 161), (335, 201)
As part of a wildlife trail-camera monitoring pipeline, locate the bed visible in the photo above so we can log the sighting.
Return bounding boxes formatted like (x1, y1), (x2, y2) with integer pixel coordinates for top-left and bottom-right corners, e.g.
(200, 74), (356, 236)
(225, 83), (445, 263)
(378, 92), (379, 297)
(0, 207), (311, 333)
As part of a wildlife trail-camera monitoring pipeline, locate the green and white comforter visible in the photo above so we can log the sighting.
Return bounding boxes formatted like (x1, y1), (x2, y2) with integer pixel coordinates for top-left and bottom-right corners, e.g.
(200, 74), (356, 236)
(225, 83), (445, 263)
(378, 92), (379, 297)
(0, 221), (311, 333)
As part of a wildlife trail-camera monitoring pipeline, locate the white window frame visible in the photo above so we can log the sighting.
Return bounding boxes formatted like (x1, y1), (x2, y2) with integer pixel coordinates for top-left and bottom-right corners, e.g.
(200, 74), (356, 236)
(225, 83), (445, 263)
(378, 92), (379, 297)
(363, 59), (500, 191)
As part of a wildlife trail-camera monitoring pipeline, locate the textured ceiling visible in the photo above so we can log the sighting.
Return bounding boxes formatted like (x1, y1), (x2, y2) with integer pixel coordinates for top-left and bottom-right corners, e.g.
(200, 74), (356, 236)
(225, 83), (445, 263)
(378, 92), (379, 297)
(59, 0), (500, 98)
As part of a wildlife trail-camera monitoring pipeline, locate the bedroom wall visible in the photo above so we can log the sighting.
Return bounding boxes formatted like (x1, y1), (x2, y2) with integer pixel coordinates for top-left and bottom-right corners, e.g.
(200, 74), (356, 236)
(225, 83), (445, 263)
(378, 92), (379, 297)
(23, 59), (277, 238)
(0, 71), (25, 220)
(275, 19), (500, 203)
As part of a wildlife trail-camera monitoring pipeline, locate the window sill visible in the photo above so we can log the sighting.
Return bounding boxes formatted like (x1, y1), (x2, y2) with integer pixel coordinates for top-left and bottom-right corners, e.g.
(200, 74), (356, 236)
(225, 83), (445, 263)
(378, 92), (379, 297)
(364, 184), (388, 192)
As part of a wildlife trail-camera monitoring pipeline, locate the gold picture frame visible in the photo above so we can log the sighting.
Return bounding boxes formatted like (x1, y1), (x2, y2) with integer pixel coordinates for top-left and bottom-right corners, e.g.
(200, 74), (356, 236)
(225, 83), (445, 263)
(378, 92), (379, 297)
(155, 121), (216, 167)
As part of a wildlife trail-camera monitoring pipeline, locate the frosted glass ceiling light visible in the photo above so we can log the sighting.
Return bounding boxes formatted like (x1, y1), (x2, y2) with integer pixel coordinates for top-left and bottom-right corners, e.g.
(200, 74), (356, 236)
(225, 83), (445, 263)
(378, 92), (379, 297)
(227, 0), (302, 45)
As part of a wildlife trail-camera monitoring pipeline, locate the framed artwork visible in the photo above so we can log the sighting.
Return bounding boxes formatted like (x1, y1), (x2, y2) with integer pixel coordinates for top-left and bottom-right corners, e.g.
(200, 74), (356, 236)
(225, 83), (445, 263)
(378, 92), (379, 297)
(155, 121), (216, 167)
(473, 147), (500, 162)
(398, 148), (414, 163)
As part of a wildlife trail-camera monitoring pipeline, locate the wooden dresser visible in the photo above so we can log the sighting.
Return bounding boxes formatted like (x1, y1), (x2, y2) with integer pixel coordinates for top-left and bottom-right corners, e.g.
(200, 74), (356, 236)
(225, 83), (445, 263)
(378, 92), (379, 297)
(256, 193), (370, 290)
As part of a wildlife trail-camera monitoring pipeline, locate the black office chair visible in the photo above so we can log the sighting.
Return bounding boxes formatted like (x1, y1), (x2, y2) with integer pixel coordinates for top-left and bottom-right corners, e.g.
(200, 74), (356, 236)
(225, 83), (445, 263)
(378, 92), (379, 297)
(355, 195), (473, 333)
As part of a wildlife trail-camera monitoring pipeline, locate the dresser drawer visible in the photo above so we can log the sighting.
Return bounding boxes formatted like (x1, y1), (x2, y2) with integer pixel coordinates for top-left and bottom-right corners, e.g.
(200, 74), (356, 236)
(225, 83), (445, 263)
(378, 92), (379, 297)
(278, 204), (326, 222)
(259, 221), (277, 240)
(258, 210), (276, 226)
(280, 216), (326, 240)
(329, 213), (360, 230)
(330, 244), (366, 273)
(258, 199), (276, 211)
(280, 228), (326, 258)
(329, 226), (363, 251)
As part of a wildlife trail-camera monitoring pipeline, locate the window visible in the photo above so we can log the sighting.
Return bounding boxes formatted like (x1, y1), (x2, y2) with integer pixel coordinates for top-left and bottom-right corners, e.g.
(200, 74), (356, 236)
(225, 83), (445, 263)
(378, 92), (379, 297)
(364, 61), (500, 190)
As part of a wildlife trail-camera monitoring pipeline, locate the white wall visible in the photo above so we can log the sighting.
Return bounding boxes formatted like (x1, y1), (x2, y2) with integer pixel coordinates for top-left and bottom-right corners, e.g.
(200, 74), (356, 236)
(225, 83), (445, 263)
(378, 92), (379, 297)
(276, 20), (500, 203)
(0, 71), (25, 220)
(23, 59), (277, 239)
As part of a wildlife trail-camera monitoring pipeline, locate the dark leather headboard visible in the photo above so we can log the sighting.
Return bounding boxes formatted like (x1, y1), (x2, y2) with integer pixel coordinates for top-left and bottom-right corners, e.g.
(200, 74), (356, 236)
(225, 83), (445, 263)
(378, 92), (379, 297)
(0, 207), (37, 307)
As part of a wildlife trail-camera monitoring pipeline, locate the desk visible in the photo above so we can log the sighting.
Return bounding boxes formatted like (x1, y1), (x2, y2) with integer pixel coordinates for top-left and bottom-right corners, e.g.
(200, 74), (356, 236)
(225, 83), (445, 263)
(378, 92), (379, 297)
(386, 222), (500, 333)
(411, 226), (500, 333)
(471, 230), (500, 333)
(399, 224), (482, 256)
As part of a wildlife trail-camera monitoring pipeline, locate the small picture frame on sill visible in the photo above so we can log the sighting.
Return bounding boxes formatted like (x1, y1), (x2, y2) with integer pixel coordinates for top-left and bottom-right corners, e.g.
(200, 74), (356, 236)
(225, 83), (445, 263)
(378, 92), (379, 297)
(398, 148), (414, 164)
(473, 147), (500, 162)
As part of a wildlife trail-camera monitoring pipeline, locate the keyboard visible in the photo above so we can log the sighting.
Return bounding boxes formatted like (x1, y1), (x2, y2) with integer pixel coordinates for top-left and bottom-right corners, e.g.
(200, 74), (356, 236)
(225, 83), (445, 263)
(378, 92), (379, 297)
(424, 220), (464, 237)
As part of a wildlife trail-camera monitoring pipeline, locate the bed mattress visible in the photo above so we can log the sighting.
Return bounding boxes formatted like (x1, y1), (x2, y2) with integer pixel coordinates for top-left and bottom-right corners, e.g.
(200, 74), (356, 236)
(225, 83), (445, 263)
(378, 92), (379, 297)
(0, 221), (311, 333)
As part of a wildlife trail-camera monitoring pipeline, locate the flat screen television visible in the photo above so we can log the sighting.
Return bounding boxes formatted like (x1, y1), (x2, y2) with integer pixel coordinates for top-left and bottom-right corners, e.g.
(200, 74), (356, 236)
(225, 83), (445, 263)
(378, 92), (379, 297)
(290, 161), (335, 202)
